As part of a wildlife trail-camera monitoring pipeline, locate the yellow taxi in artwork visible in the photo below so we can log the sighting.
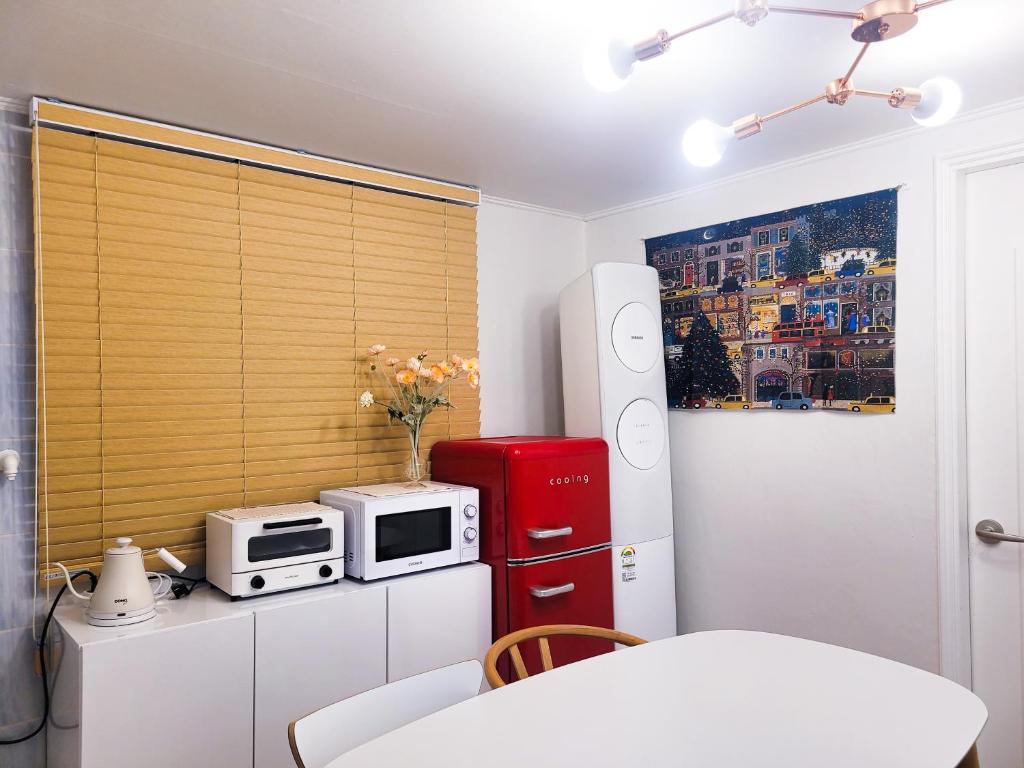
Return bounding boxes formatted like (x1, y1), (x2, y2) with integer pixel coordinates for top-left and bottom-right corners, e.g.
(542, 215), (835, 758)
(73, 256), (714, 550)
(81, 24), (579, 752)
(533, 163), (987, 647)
(806, 268), (834, 284)
(748, 274), (777, 288)
(712, 394), (751, 410)
(867, 258), (896, 276)
(859, 324), (892, 334)
(849, 395), (895, 413)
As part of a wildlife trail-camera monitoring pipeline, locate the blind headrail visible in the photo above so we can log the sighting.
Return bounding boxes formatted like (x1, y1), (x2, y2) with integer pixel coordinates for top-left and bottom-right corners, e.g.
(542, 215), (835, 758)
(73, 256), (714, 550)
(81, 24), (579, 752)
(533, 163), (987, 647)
(31, 98), (480, 206)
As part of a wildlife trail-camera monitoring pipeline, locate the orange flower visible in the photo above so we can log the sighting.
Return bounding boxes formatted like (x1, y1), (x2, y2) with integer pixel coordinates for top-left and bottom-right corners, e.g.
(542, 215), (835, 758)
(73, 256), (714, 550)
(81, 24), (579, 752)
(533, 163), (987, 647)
(396, 368), (417, 385)
(429, 365), (446, 383)
(437, 360), (454, 376)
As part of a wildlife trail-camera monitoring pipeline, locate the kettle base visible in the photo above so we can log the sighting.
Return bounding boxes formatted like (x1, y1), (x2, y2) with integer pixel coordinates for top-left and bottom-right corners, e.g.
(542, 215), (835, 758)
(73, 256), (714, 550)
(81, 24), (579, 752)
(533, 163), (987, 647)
(86, 606), (156, 628)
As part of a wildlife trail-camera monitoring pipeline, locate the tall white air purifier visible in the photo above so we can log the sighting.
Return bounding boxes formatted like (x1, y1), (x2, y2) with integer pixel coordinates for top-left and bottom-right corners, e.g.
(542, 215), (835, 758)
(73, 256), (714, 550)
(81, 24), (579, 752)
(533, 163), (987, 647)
(559, 262), (677, 640)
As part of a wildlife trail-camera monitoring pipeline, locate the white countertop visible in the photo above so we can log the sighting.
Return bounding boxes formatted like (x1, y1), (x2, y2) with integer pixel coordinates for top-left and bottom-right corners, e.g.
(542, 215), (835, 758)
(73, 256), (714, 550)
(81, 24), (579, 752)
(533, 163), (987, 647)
(328, 630), (987, 768)
(53, 562), (488, 647)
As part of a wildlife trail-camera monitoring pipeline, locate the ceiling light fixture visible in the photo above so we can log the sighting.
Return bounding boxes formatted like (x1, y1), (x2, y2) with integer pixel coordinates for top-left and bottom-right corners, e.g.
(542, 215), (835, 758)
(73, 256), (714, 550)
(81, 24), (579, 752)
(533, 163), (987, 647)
(586, 0), (961, 166)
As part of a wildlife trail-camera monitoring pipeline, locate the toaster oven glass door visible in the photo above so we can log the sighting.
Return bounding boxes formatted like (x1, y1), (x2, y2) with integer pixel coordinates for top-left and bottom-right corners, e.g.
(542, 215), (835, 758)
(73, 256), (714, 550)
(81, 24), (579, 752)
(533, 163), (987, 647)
(375, 506), (452, 562)
(248, 528), (332, 563)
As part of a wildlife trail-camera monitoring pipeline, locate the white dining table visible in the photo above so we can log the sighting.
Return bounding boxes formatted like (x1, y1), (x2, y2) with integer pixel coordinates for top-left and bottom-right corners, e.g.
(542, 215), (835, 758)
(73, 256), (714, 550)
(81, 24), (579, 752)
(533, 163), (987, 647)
(326, 630), (987, 767)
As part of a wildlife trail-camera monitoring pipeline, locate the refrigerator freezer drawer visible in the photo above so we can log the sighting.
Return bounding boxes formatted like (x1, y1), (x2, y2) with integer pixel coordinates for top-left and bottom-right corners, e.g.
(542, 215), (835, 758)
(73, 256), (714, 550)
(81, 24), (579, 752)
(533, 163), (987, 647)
(506, 547), (614, 677)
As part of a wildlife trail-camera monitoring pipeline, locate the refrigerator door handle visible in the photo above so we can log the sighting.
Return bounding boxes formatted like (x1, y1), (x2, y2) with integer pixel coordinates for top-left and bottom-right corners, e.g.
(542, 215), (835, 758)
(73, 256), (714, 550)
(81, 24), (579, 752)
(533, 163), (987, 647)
(527, 526), (574, 539)
(529, 582), (576, 599)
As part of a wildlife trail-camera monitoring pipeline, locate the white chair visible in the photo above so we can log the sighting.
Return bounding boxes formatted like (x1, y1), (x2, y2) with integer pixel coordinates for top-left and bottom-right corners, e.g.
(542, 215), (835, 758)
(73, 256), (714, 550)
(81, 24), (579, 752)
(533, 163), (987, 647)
(288, 659), (483, 768)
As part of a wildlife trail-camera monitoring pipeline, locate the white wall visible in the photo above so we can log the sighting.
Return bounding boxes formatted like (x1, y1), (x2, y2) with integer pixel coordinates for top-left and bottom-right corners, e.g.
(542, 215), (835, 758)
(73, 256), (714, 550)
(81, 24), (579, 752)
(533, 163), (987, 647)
(477, 199), (585, 437)
(583, 100), (1024, 672)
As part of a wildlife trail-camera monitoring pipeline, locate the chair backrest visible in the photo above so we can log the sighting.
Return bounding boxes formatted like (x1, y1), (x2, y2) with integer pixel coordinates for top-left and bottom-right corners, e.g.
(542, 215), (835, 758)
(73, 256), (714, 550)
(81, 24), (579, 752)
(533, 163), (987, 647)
(484, 624), (647, 688)
(288, 659), (483, 768)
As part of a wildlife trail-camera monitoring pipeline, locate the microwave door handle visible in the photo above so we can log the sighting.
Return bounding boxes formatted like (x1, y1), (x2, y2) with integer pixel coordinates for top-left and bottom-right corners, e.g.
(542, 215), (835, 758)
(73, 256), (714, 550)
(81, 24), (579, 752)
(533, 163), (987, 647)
(527, 526), (573, 540)
(262, 517), (323, 530)
(529, 583), (575, 599)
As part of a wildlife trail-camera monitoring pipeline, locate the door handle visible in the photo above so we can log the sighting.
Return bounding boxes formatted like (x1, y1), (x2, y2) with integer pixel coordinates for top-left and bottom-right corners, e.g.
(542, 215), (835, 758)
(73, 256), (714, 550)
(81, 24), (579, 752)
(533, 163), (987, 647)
(529, 582), (575, 599)
(976, 519), (1024, 543)
(527, 526), (573, 539)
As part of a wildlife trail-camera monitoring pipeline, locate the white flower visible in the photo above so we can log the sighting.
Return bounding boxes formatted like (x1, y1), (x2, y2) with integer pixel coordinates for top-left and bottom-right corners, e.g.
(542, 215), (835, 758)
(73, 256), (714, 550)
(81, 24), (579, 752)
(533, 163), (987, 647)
(418, 366), (434, 378)
(367, 344), (386, 356)
(358, 391), (375, 408)
(407, 357), (422, 372)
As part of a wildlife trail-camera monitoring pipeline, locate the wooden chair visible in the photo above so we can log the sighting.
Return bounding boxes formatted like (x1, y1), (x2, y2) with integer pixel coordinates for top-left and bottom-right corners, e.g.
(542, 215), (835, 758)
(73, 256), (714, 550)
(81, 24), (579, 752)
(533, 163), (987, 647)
(957, 744), (980, 768)
(288, 659), (483, 768)
(484, 624), (647, 688)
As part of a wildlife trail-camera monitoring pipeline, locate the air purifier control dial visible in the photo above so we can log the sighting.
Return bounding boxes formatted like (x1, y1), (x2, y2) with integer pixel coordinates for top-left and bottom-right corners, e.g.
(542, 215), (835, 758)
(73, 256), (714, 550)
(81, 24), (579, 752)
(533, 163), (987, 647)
(610, 302), (661, 373)
(616, 398), (666, 470)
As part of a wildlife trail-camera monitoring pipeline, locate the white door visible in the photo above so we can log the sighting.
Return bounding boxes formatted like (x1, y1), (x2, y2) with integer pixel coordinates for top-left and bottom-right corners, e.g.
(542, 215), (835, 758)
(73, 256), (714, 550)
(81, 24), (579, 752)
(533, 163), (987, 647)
(386, 563), (491, 683)
(965, 160), (1024, 767)
(253, 589), (387, 768)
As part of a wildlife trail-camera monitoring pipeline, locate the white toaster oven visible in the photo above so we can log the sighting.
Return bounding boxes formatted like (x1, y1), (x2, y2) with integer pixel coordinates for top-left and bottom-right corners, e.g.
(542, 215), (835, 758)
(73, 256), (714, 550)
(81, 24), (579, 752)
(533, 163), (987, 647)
(206, 502), (345, 598)
(319, 482), (479, 581)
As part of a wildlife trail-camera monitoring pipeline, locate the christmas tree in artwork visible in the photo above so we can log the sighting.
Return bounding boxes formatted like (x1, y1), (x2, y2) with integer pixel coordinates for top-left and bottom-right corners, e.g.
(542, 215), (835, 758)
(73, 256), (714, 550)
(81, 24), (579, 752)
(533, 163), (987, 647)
(781, 233), (819, 276)
(673, 311), (739, 399)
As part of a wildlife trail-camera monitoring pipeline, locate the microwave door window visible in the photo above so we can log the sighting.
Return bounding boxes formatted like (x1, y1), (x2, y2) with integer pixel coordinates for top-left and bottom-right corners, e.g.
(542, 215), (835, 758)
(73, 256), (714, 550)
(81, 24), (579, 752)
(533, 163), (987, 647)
(248, 529), (332, 563)
(376, 507), (452, 562)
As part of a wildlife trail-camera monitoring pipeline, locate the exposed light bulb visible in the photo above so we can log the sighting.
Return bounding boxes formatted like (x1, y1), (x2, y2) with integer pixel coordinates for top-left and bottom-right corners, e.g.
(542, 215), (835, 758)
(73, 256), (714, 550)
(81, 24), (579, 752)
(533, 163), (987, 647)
(681, 120), (734, 167)
(583, 37), (637, 92)
(912, 77), (962, 127)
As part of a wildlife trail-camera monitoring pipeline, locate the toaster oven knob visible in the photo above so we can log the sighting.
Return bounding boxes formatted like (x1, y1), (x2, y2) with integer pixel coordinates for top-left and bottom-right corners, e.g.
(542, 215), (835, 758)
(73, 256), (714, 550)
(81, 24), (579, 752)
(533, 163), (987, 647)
(463, 504), (478, 519)
(463, 527), (478, 543)
(250, 575), (265, 590)
(319, 564), (334, 578)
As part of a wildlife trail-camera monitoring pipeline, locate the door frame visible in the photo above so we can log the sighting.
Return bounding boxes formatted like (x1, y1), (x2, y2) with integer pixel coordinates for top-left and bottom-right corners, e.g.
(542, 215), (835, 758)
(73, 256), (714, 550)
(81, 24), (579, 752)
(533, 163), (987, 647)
(936, 138), (1024, 687)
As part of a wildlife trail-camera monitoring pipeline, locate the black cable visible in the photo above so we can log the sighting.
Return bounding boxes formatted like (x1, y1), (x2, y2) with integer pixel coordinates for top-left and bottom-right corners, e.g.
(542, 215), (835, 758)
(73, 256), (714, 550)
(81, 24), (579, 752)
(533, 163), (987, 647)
(148, 572), (207, 599)
(0, 569), (97, 747)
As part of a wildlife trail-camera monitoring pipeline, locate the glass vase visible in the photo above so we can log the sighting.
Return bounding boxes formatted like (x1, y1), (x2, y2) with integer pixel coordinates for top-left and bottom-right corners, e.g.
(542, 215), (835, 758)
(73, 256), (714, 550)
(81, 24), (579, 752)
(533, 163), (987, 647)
(405, 427), (426, 486)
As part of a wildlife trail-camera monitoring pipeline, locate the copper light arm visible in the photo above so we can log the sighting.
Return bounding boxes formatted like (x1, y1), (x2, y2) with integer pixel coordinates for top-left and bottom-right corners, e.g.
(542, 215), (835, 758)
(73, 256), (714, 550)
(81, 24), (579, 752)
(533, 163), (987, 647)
(851, 88), (895, 99)
(840, 42), (872, 87)
(761, 93), (829, 123)
(644, 0), (952, 58)
(663, 11), (736, 44)
(767, 4), (864, 19)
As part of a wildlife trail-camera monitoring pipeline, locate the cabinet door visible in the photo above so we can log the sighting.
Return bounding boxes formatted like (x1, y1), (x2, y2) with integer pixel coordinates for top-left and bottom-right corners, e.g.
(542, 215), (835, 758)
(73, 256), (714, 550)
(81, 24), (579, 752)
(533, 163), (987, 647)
(387, 564), (491, 682)
(80, 614), (254, 768)
(254, 588), (387, 768)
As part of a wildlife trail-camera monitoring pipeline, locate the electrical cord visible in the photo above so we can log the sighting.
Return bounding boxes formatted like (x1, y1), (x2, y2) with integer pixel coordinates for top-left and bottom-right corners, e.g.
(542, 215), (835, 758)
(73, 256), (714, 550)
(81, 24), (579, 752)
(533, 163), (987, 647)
(0, 569), (97, 747)
(148, 572), (207, 600)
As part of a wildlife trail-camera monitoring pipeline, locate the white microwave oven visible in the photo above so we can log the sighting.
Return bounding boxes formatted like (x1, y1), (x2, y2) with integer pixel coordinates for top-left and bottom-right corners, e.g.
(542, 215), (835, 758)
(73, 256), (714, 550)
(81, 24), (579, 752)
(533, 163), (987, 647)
(319, 482), (480, 581)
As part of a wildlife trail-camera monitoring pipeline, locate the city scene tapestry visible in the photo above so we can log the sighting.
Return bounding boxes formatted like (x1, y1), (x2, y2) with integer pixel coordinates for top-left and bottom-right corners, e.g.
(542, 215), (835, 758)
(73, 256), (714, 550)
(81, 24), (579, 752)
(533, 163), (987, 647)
(645, 188), (897, 413)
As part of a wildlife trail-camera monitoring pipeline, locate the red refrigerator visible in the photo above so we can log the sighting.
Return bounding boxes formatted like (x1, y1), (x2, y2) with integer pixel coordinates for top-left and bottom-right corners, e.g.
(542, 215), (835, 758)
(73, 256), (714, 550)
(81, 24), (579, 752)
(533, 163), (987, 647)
(431, 436), (614, 678)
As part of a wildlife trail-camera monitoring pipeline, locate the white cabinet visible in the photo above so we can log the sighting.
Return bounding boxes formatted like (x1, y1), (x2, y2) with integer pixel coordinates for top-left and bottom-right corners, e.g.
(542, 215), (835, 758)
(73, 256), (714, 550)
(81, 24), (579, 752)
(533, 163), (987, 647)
(254, 588), (387, 768)
(387, 564), (491, 682)
(49, 563), (490, 768)
(49, 613), (255, 768)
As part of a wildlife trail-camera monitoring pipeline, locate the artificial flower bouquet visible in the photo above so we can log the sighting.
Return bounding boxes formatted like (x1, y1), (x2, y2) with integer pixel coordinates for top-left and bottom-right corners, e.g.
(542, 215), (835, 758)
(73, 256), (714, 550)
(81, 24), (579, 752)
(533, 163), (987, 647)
(359, 344), (480, 483)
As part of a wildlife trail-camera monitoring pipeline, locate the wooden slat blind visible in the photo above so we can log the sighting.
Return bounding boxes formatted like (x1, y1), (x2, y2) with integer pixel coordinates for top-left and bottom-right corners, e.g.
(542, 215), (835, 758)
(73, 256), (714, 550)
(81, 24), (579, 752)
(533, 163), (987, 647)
(35, 126), (479, 577)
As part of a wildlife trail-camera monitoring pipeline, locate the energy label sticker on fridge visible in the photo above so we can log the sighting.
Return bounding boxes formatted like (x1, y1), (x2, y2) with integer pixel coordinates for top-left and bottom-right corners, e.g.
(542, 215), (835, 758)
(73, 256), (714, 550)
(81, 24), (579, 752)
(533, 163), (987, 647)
(620, 546), (637, 582)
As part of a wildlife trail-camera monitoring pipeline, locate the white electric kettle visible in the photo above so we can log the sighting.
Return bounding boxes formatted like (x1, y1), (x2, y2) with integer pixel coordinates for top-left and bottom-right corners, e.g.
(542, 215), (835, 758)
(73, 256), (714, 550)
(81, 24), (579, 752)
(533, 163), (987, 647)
(57, 537), (187, 627)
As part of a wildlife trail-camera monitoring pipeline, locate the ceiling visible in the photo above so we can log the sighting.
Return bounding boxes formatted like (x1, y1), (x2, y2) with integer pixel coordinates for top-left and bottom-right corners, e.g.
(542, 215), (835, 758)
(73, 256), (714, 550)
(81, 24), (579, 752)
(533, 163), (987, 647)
(1, 0), (1021, 215)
